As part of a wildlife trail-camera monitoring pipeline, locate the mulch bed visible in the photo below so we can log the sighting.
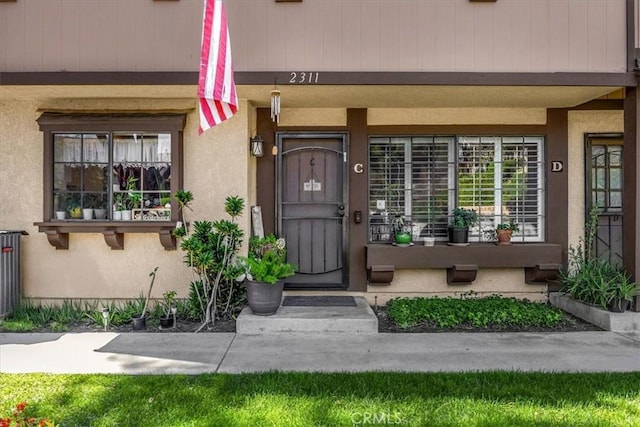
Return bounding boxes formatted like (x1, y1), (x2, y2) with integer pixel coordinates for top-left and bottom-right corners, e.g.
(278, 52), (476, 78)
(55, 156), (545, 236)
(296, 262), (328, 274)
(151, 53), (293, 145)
(17, 306), (601, 334)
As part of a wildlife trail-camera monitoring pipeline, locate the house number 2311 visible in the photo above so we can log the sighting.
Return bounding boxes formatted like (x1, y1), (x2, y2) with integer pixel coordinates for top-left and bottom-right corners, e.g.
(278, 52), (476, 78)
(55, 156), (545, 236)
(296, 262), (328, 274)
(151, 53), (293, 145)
(289, 72), (320, 84)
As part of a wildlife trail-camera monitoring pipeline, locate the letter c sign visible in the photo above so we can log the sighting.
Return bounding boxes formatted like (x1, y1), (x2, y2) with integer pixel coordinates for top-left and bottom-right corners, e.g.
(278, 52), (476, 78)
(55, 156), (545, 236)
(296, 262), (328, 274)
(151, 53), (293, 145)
(353, 163), (364, 174)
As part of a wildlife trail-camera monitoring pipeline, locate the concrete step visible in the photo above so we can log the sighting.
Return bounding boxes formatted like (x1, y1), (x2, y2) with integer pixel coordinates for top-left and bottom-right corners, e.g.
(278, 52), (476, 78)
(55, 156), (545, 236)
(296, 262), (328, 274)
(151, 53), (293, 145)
(236, 296), (378, 334)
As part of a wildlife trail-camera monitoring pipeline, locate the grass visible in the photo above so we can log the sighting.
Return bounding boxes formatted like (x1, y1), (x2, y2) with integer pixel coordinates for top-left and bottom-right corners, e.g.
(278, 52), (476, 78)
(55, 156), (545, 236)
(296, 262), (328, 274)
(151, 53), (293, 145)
(1, 372), (639, 426)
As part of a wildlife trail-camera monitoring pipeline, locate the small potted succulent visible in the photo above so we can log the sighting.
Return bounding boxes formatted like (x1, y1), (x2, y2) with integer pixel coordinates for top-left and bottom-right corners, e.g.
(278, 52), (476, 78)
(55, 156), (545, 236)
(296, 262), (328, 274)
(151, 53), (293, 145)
(495, 218), (519, 246)
(391, 214), (412, 246)
(448, 207), (478, 245)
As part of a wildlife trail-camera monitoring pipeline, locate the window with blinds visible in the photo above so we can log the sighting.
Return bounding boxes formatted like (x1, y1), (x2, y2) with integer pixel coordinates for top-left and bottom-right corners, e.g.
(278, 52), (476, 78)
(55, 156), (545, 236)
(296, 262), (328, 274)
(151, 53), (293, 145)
(368, 135), (544, 243)
(369, 136), (453, 242)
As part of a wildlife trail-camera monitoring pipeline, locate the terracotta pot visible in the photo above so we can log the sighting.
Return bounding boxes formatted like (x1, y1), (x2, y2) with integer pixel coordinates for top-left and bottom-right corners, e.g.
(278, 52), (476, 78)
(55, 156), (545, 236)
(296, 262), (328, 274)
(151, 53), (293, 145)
(495, 229), (513, 246)
(246, 280), (284, 316)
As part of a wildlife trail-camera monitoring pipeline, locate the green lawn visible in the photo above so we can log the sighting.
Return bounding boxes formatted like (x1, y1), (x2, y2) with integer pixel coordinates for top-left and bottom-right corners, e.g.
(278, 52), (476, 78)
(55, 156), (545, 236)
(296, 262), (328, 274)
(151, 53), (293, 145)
(1, 372), (639, 426)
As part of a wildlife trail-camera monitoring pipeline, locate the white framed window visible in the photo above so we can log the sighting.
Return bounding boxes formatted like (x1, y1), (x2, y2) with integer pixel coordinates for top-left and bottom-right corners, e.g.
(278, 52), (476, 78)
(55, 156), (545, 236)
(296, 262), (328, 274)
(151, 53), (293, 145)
(368, 135), (545, 243)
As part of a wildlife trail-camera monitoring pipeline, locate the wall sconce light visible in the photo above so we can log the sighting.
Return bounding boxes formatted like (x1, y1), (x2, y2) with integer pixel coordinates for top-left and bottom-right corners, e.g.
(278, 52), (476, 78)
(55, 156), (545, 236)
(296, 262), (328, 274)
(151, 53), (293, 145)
(250, 135), (264, 157)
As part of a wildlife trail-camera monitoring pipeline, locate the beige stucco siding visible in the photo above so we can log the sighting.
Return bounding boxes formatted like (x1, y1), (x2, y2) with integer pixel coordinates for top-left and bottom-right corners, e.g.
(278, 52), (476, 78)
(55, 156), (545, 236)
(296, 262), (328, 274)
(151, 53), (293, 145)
(567, 110), (624, 249)
(367, 269), (546, 306)
(0, 92), (254, 301)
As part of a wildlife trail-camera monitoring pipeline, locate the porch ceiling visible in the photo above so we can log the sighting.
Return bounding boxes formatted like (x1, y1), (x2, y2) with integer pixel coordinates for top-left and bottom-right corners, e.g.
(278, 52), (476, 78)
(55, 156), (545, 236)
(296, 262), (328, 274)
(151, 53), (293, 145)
(0, 84), (619, 109)
(238, 85), (619, 109)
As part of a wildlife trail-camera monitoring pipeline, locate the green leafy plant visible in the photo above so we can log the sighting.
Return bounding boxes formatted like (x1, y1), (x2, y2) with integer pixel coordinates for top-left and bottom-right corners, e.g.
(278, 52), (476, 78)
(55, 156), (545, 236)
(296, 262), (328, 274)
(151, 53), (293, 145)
(559, 207), (638, 310)
(123, 176), (141, 210)
(159, 290), (177, 318)
(173, 189), (194, 237)
(386, 295), (563, 329)
(180, 195), (246, 331)
(450, 207), (478, 228)
(240, 247), (296, 285)
(496, 218), (519, 232)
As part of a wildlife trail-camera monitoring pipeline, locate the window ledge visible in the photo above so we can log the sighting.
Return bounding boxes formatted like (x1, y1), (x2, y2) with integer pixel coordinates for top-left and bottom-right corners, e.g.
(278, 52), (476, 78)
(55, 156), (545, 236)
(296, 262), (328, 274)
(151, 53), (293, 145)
(365, 243), (562, 285)
(34, 221), (178, 250)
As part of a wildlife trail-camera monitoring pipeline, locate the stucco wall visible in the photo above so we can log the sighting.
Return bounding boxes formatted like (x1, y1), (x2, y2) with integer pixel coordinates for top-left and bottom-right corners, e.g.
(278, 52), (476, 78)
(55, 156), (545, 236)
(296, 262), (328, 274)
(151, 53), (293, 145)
(0, 91), (253, 301)
(365, 269), (546, 306)
(567, 110), (624, 248)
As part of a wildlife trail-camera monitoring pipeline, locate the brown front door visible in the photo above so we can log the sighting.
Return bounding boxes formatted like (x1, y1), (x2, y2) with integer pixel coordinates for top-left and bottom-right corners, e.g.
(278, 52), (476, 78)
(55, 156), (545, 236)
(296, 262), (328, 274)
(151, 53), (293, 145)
(276, 133), (348, 289)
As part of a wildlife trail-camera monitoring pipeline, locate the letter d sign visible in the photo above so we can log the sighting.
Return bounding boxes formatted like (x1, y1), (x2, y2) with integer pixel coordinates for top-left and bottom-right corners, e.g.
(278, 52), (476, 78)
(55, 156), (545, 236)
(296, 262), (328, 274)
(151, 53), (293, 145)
(551, 161), (563, 172)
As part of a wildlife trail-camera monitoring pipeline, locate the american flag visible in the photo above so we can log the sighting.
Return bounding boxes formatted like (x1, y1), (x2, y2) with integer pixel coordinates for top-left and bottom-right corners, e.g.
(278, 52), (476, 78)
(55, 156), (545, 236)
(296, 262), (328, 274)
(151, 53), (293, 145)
(198, 0), (238, 134)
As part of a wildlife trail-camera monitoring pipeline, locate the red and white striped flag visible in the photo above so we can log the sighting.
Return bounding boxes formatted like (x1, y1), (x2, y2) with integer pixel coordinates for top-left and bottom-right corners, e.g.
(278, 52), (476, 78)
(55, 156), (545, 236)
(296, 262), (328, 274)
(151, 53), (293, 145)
(198, 0), (238, 135)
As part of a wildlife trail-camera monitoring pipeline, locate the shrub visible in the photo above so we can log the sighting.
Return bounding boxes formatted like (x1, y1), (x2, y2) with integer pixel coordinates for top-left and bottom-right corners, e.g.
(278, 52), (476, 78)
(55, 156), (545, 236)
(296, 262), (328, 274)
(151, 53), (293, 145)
(386, 295), (563, 329)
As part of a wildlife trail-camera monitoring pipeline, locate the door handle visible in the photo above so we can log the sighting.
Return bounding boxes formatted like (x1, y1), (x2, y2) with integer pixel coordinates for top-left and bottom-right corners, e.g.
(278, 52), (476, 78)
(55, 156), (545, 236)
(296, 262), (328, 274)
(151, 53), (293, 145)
(337, 204), (345, 217)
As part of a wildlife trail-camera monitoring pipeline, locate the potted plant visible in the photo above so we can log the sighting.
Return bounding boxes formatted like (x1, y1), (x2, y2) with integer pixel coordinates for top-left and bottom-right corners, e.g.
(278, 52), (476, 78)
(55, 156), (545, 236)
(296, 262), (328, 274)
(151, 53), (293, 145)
(391, 215), (412, 246)
(240, 235), (296, 316)
(113, 192), (125, 220)
(495, 218), (519, 246)
(607, 274), (638, 313)
(66, 195), (82, 219)
(158, 290), (177, 329)
(121, 176), (140, 221)
(55, 194), (67, 220)
(448, 207), (478, 245)
(132, 266), (158, 330)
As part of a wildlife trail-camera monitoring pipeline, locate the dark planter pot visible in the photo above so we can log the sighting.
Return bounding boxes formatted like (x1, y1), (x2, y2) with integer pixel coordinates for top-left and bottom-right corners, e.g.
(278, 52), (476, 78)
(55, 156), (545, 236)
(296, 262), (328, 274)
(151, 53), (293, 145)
(246, 280), (284, 316)
(132, 315), (147, 330)
(159, 315), (175, 329)
(448, 226), (469, 244)
(607, 298), (629, 313)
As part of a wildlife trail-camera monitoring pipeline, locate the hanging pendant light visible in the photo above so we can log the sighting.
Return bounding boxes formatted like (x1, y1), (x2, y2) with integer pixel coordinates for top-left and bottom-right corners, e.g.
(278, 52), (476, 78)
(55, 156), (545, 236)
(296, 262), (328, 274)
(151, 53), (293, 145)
(270, 88), (281, 124)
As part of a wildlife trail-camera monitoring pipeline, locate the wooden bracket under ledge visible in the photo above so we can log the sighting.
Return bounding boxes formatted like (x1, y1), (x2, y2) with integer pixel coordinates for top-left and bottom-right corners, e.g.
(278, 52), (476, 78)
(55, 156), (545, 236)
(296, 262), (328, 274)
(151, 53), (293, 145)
(35, 221), (178, 250)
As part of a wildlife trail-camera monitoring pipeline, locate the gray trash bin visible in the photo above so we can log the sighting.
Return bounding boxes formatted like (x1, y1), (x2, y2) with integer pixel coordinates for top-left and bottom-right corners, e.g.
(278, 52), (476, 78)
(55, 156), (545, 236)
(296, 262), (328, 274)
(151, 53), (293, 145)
(0, 231), (27, 319)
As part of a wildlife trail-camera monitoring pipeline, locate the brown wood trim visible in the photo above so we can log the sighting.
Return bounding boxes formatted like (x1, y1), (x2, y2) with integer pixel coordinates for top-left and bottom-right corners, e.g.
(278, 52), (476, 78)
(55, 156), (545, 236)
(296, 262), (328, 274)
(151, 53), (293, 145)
(447, 265), (478, 285)
(35, 222), (178, 250)
(546, 109), (569, 264)
(347, 109), (368, 292)
(368, 125), (547, 136)
(44, 230), (69, 250)
(623, 86), (640, 311)
(1, 71), (636, 87)
(256, 109), (277, 235)
(102, 231), (124, 250)
(365, 243), (562, 269)
(627, 0), (636, 72)
(572, 100), (624, 110)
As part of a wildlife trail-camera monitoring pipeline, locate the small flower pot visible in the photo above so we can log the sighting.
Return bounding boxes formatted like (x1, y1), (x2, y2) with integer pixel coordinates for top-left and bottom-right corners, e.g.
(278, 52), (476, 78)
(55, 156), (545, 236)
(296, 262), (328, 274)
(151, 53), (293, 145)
(159, 315), (174, 329)
(132, 315), (147, 330)
(55, 211), (66, 220)
(394, 232), (412, 245)
(82, 208), (94, 220)
(495, 229), (513, 246)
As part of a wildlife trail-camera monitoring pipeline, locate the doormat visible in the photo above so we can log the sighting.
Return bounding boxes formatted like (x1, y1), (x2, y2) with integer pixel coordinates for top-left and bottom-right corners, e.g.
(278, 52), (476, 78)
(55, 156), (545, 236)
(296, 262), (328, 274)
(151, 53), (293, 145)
(282, 296), (357, 307)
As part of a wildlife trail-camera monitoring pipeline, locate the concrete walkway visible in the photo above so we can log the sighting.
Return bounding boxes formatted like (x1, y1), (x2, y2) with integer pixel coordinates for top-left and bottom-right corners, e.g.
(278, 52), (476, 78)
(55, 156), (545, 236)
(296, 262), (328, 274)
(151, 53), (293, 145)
(1, 331), (638, 375)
